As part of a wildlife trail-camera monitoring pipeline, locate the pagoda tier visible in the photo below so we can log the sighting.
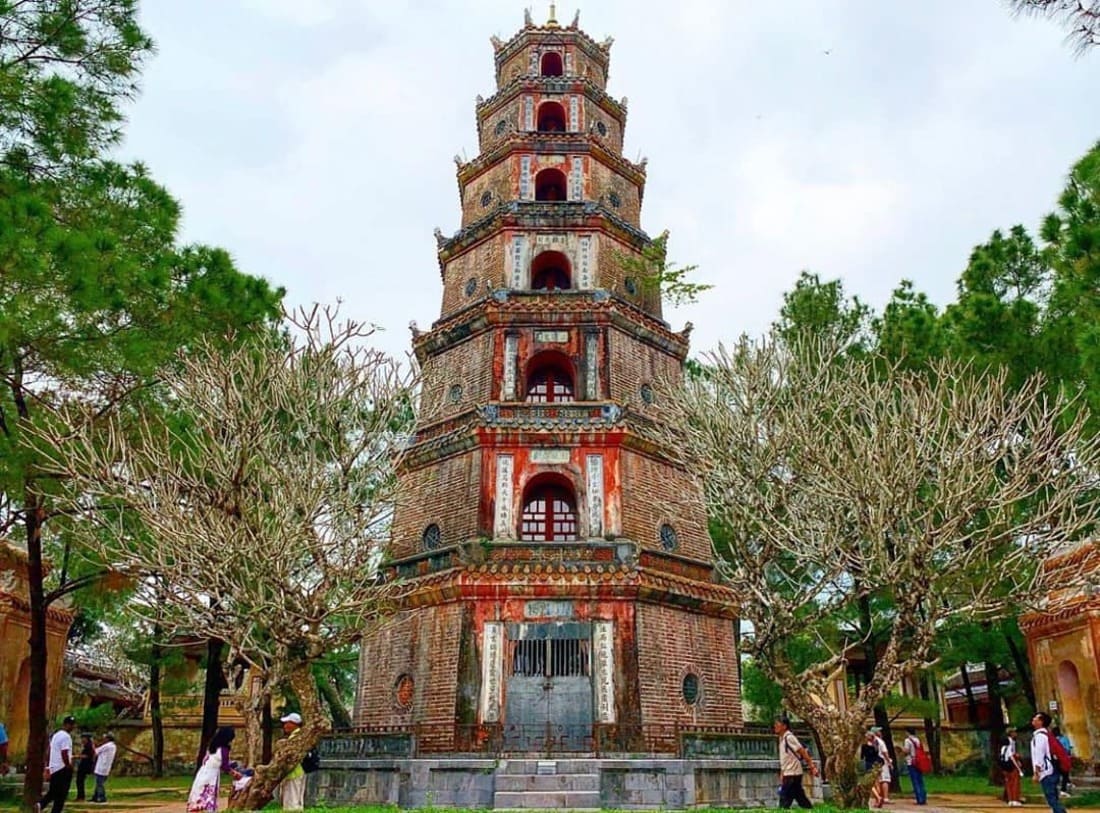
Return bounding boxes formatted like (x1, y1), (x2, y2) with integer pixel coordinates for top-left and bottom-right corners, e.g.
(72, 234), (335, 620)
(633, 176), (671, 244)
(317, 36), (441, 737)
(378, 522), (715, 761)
(355, 9), (741, 754)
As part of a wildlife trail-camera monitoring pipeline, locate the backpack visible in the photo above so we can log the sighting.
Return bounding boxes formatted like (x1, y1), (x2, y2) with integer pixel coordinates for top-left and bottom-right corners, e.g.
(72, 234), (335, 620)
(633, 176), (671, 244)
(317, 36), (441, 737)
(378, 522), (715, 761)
(913, 740), (933, 775)
(999, 745), (1015, 772)
(1046, 731), (1072, 774)
(301, 747), (321, 774)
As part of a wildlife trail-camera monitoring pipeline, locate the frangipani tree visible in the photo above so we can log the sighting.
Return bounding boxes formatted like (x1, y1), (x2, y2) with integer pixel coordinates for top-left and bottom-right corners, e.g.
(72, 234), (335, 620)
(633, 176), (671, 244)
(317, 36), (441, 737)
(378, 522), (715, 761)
(657, 337), (1100, 807)
(30, 306), (417, 809)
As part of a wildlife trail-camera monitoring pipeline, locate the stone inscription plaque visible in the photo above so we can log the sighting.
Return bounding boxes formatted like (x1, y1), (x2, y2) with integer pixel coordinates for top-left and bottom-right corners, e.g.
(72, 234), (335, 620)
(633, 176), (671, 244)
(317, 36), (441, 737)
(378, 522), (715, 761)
(530, 448), (570, 464)
(524, 600), (574, 618)
(480, 622), (503, 722)
(593, 620), (615, 723)
(534, 330), (568, 344)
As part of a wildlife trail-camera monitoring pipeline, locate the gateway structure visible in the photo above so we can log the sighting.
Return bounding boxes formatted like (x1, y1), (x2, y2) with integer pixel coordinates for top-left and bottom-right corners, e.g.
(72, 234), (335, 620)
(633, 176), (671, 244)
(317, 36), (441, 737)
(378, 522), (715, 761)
(353, 7), (741, 757)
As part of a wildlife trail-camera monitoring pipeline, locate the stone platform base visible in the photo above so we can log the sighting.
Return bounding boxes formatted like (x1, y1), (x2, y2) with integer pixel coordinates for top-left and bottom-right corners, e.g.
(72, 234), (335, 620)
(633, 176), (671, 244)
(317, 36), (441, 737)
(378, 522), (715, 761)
(308, 756), (823, 809)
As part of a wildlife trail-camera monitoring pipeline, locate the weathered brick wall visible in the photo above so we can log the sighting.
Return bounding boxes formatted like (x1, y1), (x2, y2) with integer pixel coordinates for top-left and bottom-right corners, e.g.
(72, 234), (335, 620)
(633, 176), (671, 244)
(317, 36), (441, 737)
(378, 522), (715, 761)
(355, 604), (464, 750)
(440, 235), (507, 318)
(477, 98), (523, 153)
(420, 332), (494, 418)
(620, 449), (710, 561)
(460, 161), (514, 226)
(589, 160), (641, 226)
(635, 604), (742, 726)
(585, 99), (624, 153)
(596, 236), (662, 317)
(607, 326), (681, 406)
(390, 451), (482, 559)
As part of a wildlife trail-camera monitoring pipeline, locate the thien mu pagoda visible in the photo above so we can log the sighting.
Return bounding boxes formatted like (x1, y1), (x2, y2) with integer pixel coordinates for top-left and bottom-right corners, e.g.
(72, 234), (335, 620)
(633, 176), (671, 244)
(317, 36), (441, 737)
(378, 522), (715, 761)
(328, 9), (766, 809)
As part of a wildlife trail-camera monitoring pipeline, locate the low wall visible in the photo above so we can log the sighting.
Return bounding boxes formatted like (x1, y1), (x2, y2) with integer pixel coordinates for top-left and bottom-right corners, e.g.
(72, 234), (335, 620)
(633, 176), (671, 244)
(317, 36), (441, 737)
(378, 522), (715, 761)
(309, 757), (821, 809)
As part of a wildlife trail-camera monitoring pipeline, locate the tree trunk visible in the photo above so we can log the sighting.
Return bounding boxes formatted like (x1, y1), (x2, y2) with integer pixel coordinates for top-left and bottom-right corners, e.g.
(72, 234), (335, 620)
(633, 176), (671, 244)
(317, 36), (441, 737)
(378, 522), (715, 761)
(229, 662), (331, 810)
(1005, 633), (1036, 710)
(262, 695), (274, 764)
(317, 673), (353, 729)
(21, 495), (48, 813)
(197, 637), (226, 768)
(985, 660), (1007, 787)
(150, 625), (164, 778)
(873, 704), (901, 793)
(919, 671), (942, 773)
(960, 663), (980, 725)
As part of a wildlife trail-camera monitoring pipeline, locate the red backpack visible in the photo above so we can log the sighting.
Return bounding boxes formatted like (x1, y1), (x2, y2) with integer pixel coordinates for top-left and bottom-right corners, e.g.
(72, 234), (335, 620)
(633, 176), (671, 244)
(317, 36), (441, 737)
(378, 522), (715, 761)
(1046, 731), (1072, 774)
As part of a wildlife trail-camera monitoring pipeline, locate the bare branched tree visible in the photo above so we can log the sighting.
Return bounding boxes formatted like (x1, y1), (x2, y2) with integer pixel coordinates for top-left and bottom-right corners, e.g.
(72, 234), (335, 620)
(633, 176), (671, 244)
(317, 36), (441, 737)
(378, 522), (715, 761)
(29, 305), (417, 809)
(1008, 0), (1100, 54)
(656, 337), (1100, 808)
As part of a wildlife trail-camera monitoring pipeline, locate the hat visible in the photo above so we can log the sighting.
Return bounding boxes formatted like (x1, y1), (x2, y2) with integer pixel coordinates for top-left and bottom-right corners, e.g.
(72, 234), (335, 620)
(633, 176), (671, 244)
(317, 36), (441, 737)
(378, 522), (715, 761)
(280, 712), (302, 725)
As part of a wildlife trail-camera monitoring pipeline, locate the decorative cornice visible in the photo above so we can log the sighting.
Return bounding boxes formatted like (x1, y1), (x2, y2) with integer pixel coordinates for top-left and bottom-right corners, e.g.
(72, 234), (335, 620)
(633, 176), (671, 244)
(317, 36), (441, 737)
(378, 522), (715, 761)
(475, 76), (626, 141)
(438, 202), (651, 273)
(492, 26), (611, 73)
(412, 291), (686, 362)
(457, 136), (645, 194)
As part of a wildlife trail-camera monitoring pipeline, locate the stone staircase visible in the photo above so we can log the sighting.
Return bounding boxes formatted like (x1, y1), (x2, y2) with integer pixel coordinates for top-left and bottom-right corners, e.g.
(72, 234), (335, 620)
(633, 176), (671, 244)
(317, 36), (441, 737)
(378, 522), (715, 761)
(493, 758), (601, 809)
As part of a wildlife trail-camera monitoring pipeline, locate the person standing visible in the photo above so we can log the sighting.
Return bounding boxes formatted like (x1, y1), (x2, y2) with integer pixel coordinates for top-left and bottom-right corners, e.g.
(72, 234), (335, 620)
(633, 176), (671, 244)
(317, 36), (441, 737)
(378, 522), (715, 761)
(1052, 726), (1074, 796)
(872, 727), (893, 807)
(774, 715), (818, 809)
(91, 733), (117, 804)
(1001, 731), (1024, 807)
(1032, 712), (1067, 813)
(74, 733), (95, 801)
(187, 726), (242, 812)
(902, 727), (928, 805)
(39, 715), (76, 813)
(279, 712), (307, 810)
(0, 720), (9, 777)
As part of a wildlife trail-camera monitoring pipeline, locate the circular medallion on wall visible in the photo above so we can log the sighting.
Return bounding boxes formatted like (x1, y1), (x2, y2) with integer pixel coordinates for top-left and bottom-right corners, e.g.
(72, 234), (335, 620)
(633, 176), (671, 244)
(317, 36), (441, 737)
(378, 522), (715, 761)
(448, 384), (463, 403)
(640, 383), (655, 405)
(607, 191), (622, 209)
(659, 523), (679, 551)
(596, 121), (608, 137)
(495, 119), (508, 135)
(395, 674), (414, 709)
(682, 672), (701, 705)
(465, 277), (478, 297)
(422, 523), (442, 550)
(624, 276), (638, 295)
(480, 190), (493, 208)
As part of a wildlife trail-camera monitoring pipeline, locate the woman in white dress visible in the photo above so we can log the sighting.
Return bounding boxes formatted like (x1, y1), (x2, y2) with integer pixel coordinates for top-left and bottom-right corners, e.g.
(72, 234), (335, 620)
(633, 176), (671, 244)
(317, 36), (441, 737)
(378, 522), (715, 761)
(188, 727), (241, 812)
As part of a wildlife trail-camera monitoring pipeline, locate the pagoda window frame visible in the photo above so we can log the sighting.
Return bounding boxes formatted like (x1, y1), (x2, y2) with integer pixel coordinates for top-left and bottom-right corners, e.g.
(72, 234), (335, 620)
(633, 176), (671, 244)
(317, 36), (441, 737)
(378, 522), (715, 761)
(519, 472), (579, 542)
(536, 101), (567, 133)
(524, 350), (576, 404)
(530, 250), (572, 291)
(534, 167), (568, 201)
(540, 51), (564, 77)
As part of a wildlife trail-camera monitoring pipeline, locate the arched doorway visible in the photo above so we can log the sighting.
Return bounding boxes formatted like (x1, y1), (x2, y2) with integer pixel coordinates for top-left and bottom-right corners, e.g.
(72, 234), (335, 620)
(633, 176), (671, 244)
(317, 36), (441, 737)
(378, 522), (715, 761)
(520, 473), (578, 541)
(534, 168), (567, 202)
(540, 52), (564, 77)
(524, 351), (575, 404)
(1056, 660), (1091, 759)
(530, 250), (572, 291)
(537, 101), (567, 132)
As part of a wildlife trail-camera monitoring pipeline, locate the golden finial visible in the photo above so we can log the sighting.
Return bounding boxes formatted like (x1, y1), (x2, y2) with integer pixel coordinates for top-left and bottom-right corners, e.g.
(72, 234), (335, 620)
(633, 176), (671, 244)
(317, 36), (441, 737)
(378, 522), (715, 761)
(547, 2), (559, 28)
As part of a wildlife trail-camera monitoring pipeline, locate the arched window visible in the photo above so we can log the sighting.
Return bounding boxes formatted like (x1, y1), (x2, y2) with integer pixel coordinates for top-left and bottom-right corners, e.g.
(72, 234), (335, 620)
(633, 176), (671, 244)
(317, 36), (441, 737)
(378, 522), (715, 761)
(521, 476), (578, 541)
(537, 101), (567, 132)
(525, 352), (575, 403)
(535, 168), (567, 201)
(530, 250), (572, 291)
(540, 52), (564, 77)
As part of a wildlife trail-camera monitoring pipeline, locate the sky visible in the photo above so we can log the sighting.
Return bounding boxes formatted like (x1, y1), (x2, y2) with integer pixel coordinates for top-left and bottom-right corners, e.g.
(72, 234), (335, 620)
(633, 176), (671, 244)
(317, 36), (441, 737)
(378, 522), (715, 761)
(123, 1), (1100, 363)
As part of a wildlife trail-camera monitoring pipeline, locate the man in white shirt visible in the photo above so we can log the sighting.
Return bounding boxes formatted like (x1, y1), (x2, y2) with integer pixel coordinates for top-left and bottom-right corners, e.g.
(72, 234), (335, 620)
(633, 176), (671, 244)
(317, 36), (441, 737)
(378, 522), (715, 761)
(1031, 712), (1068, 813)
(38, 714), (76, 813)
(91, 733), (117, 804)
(774, 715), (819, 809)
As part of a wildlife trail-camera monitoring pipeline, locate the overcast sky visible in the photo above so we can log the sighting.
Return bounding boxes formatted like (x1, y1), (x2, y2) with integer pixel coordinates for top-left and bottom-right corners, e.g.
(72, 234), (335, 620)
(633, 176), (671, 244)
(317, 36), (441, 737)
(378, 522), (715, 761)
(123, 1), (1099, 362)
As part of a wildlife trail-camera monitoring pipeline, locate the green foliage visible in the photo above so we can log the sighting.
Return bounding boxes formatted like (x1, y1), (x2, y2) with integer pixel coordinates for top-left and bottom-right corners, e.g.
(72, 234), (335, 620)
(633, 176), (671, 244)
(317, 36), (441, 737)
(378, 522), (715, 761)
(740, 657), (785, 722)
(0, 0), (154, 172)
(68, 703), (118, 731)
(774, 271), (871, 353)
(616, 231), (711, 307)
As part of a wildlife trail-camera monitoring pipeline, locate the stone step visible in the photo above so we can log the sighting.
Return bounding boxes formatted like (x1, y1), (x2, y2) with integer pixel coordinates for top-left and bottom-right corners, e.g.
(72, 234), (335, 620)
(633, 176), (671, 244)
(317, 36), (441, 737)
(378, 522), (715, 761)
(495, 772), (600, 792)
(497, 758), (599, 774)
(493, 790), (603, 808)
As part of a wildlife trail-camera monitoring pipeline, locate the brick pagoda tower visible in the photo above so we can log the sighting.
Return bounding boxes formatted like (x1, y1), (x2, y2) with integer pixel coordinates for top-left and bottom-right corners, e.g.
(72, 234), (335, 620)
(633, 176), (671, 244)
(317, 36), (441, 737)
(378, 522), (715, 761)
(354, 7), (741, 754)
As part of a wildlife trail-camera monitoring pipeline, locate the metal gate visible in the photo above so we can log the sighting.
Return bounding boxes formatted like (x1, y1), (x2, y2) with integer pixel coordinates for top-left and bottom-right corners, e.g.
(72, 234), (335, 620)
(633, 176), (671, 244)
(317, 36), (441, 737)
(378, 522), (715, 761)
(503, 622), (593, 751)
